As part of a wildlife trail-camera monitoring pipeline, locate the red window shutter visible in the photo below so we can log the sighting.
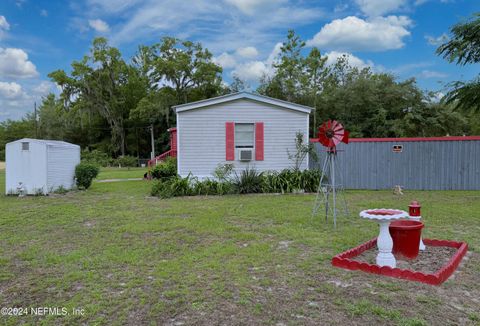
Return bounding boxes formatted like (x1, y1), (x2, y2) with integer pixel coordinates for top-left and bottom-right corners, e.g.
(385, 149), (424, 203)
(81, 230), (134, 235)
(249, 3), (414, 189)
(225, 122), (235, 161)
(255, 122), (264, 161)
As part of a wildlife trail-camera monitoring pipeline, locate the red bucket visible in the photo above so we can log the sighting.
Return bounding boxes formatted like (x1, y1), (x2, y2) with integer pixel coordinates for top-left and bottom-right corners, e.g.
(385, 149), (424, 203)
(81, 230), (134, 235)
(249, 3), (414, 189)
(389, 220), (424, 260)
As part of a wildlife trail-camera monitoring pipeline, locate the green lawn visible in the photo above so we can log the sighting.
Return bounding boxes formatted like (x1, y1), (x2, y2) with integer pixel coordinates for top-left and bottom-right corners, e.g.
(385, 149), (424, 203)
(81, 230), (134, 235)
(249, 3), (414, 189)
(95, 167), (148, 180)
(0, 169), (479, 325)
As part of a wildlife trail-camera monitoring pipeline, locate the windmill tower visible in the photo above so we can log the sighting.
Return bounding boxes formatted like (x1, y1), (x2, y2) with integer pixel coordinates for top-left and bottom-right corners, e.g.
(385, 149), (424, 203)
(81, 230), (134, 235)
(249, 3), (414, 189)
(312, 120), (349, 228)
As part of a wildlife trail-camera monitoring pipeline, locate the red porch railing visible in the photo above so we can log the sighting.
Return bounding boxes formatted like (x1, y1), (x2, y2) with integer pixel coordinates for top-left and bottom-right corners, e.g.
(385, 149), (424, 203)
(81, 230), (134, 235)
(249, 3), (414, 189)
(147, 149), (177, 167)
(147, 127), (177, 168)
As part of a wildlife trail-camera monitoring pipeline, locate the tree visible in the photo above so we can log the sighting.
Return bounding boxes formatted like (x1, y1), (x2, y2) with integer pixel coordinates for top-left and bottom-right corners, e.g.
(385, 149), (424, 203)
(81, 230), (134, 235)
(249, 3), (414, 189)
(148, 37), (223, 104)
(0, 116), (36, 160)
(273, 30), (306, 102)
(437, 13), (480, 112)
(37, 93), (65, 140)
(49, 38), (144, 156)
(303, 47), (328, 134)
(287, 132), (317, 170)
(229, 75), (249, 93)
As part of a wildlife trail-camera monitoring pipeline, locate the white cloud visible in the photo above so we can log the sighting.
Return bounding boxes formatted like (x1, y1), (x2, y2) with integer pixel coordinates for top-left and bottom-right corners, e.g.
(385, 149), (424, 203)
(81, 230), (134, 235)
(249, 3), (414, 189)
(416, 0), (454, 4)
(87, 0), (143, 14)
(0, 81), (24, 100)
(213, 52), (237, 69)
(0, 83), (26, 119)
(0, 15), (10, 40)
(334, 3), (349, 13)
(0, 16), (9, 30)
(425, 33), (448, 46)
(15, 0), (26, 8)
(355, 0), (407, 17)
(105, 0), (321, 56)
(33, 81), (56, 95)
(0, 80), (60, 120)
(266, 42), (282, 65)
(390, 61), (433, 74)
(418, 70), (448, 78)
(236, 46), (258, 58)
(40, 9), (48, 17)
(324, 51), (374, 69)
(225, 0), (287, 15)
(0, 48), (39, 79)
(230, 42), (280, 81)
(430, 91), (444, 102)
(232, 61), (270, 81)
(88, 19), (110, 33)
(307, 15), (412, 52)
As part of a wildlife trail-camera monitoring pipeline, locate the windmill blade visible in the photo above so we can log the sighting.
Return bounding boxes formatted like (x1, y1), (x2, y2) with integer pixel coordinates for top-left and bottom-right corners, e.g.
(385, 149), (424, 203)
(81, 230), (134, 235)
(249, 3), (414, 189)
(332, 135), (343, 145)
(333, 123), (344, 132)
(317, 119), (349, 149)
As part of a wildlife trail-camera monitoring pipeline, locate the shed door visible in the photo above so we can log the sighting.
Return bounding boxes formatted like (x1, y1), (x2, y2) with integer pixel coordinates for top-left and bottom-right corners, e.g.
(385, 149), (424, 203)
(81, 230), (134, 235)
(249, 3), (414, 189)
(47, 147), (77, 192)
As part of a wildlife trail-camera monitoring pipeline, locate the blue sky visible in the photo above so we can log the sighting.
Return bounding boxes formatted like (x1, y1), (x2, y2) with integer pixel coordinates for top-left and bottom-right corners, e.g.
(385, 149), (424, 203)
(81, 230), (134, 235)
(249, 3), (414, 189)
(0, 0), (479, 121)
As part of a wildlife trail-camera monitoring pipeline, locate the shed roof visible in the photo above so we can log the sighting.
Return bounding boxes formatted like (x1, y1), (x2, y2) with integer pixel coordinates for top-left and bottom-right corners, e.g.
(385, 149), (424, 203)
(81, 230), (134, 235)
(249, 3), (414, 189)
(173, 92), (312, 114)
(7, 138), (80, 148)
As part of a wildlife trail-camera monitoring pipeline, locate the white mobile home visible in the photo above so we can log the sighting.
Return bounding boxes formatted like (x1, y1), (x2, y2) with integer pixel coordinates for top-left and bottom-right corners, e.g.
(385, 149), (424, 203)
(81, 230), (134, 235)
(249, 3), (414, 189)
(174, 92), (312, 179)
(5, 138), (80, 195)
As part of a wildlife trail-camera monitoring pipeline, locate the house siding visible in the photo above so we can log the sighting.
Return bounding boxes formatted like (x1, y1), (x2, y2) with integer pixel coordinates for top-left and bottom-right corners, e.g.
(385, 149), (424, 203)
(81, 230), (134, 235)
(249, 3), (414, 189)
(177, 98), (309, 179)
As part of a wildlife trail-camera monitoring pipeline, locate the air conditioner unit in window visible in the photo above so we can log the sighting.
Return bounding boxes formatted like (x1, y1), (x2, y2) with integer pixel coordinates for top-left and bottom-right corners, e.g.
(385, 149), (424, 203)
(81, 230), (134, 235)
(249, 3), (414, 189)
(238, 149), (253, 161)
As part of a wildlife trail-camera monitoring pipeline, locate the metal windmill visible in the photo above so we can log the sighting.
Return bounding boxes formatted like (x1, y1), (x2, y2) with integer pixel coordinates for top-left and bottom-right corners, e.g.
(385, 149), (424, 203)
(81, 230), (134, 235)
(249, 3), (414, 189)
(312, 120), (349, 228)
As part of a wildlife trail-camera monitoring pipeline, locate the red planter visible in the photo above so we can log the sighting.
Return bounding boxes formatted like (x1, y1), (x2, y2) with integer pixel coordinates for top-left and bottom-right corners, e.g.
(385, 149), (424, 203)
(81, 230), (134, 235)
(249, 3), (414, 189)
(389, 220), (424, 260)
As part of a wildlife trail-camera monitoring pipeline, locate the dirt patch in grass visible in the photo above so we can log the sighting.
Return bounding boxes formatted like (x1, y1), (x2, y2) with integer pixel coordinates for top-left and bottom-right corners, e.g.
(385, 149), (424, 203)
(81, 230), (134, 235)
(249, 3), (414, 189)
(353, 245), (459, 274)
(0, 161), (5, 170)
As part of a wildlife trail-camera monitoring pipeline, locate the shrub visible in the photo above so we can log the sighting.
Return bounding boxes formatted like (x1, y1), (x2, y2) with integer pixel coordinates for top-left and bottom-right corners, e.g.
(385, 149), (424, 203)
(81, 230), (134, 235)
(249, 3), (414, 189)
(301, 169), (323, 192)
(75, 163), (100, 190)
(151, 174), (235, 198)
(150, 168), (322, 198)
(81, 149), (112, 167)
(52, 185), (69, 195)
(212, 163), (234, 181)
(151, 157), (177, 180)
(216, 180), (235, 195)
(233, 168), (263, 194)
(193, 178), (218, 196)
(287, 132), (318, 170)
(193, 178), (235, 196)
(151, 174), (193, 198)
(261, 169), (322, 193)
(114, 155), (137, 168)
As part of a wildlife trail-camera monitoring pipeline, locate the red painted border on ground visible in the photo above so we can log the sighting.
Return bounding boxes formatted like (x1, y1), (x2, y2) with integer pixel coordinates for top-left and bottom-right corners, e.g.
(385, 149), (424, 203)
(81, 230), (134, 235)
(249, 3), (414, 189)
(331, 238), (468, 285)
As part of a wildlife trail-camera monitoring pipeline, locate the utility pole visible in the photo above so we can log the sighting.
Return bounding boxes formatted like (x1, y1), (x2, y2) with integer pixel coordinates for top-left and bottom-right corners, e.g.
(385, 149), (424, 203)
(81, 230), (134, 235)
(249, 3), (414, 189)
(34, 102), (38, 138)
(150, 124), (155, 160)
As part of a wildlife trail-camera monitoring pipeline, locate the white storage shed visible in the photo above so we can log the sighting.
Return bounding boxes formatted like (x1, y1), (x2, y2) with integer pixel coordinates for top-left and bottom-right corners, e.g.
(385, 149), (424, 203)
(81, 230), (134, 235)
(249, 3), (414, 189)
(174, 92), (312, 179)
(5, 138), (80, 195)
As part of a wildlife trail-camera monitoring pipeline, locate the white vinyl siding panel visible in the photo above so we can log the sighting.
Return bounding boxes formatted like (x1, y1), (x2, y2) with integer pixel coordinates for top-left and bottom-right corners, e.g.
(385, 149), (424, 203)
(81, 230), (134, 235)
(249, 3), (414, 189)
(47, 145), (80, 191)
(177, 98), (309, 179)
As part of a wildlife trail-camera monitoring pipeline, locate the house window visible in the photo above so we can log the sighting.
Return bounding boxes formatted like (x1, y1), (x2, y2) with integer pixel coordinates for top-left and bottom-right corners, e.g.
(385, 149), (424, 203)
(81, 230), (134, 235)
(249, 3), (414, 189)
(21, 142), (29, 151)
(235, 123), (254, 148)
